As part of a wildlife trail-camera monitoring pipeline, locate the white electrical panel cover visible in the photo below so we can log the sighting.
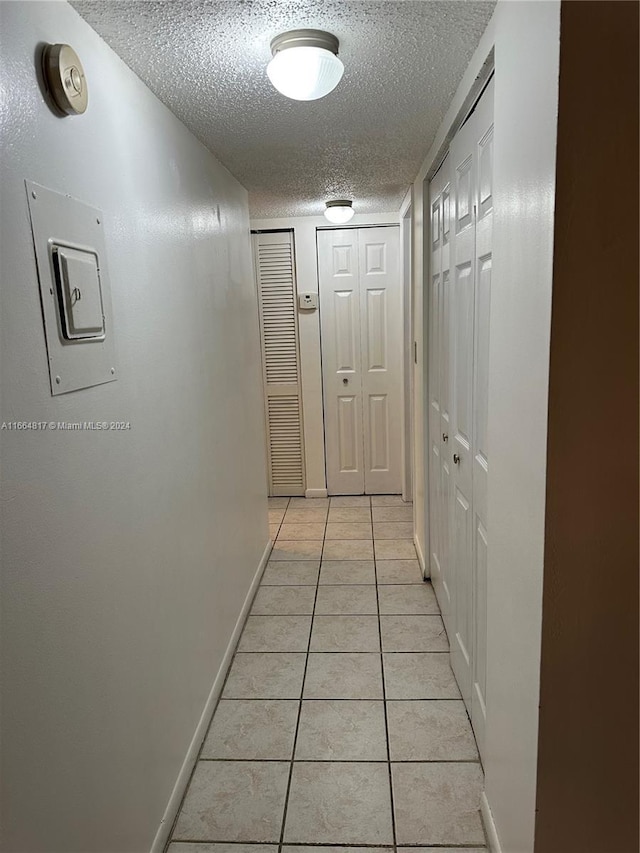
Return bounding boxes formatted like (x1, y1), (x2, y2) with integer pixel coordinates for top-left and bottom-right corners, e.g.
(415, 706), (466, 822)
(25, 180), (117, 395)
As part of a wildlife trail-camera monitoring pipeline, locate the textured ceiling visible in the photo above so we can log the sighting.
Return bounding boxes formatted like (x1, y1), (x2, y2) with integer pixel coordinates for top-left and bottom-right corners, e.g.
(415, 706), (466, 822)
(71, 0), (495, 217)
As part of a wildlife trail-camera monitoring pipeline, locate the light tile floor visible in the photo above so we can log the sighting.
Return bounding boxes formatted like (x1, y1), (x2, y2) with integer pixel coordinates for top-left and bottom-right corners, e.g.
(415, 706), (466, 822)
(168, 496), (486, 852)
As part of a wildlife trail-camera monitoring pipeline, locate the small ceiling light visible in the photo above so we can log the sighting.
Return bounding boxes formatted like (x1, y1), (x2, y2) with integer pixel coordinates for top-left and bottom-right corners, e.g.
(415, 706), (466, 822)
(324, 200), (355, 224)
(267, 29), (344, 101)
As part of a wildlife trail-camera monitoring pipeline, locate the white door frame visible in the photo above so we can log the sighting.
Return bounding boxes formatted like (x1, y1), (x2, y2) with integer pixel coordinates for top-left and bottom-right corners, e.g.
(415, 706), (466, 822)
(400, 192), (414, 503)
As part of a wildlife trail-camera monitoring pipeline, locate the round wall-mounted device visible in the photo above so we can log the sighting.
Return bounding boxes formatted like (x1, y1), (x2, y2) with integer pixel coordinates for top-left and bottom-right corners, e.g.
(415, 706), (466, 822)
(42, 44), (88, 115)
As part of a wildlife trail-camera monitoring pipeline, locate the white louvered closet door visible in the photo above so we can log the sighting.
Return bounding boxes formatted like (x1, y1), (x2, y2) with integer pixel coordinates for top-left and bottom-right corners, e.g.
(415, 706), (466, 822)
(253, 231), (305, 496)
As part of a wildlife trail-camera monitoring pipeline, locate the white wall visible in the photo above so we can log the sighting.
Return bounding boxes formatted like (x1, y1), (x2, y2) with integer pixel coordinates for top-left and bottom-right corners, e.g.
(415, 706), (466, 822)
(410, 3), (560, 851)
(0, 3), (269, 852)
(250, 213), (400, 498)
(484, 4), (559, 850)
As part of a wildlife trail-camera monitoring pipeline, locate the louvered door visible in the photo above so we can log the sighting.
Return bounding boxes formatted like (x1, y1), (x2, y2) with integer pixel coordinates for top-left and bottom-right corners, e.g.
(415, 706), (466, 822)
(253, 231), (305, 496)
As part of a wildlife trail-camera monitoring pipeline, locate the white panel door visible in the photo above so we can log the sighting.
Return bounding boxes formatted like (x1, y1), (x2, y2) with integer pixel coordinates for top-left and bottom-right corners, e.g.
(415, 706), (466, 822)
(428, 158), (453, 633)
(358, 227), (402, 494)
(318, 229), (365, 494)
(318, 227), (402, 495)
(470, 79), (494, 757)
(428, 79), (493, 755)
(449, 121), (476, 707)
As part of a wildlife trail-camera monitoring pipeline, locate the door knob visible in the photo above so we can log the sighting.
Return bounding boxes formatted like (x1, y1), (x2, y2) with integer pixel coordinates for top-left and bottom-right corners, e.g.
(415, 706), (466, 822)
(343, 377), (349, 385)
(442, 433), (448, 442)
(453, 453), (460, 465)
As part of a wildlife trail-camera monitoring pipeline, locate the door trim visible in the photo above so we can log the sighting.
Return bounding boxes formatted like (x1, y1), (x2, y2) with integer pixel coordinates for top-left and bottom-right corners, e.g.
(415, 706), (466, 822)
(400, 191), (414, 503)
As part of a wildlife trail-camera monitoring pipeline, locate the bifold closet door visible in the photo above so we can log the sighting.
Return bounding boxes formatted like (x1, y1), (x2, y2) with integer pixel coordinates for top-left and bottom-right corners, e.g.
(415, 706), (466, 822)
(318, 226), (402, 495)
(428, 159), (453, 634)
(450, 78), (494, 750)
(253, 230), (305, 496)
(450, 106), (477, 711)
(469, 80), (493, 755)
(427, 77), (493, 757)
(317, 229), (365, 494)
(358, 227), (402, 494)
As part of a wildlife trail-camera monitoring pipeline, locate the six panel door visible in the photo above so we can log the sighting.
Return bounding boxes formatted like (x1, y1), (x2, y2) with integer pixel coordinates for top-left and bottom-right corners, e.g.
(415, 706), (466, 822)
(317, 229), (364, 495)
(470, 80), (494, 757)
(318, 226), (402, 495)
(428, 159), (453, 634)
(450, 114), (477, 709)
(358, 227), (402, 494)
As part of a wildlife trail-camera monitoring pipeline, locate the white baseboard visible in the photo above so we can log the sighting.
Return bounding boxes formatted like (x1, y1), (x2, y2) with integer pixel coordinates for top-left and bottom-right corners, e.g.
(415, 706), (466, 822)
(150, 539), (272, 853)
(480, 790), (502, 853)
(305, 488), (328, 498)
(414, 534), (429, 578)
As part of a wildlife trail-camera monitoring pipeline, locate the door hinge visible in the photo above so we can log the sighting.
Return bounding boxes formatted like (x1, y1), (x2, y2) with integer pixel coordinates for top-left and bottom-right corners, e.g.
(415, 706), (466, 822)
(414, 341), (418, 364)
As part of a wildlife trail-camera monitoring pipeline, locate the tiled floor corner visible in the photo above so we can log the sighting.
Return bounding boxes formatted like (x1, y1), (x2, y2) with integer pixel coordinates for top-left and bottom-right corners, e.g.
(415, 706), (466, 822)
(169, 495), (486, 851)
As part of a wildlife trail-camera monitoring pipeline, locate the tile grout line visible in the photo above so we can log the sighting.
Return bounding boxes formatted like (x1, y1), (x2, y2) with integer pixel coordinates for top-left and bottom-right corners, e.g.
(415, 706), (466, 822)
(250, 611), (441, 617)
(263, 583), (424, 586)
(170, 842), (483, 849)
(276, 501), (324, 853)
(200, 694), (458, 700)
(269, 497), (290, 542)
(196, 757), (482, 764)
(237, 650), (449, 654)
(372, 498), (399, 853)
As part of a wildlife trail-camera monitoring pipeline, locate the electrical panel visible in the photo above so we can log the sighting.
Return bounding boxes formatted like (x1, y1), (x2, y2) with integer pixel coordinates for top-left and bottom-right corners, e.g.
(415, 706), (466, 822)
(25, 181), (117, 395)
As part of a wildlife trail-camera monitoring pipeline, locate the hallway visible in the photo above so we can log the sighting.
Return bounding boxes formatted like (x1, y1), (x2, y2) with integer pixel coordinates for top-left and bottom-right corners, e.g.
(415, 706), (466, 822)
(168, 496), (485, 850)
(2, 3), (637, 851)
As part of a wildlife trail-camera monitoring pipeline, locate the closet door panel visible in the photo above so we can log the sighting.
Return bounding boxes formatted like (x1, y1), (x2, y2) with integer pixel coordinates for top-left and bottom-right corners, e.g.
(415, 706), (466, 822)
(428, 78), (494, 756)
(428, 189), (443, 583)
(439, 180), (453, 619)
(449, 114), (477, 707)
(358, 226), (402, 494)
(318, 229), (365, 495)
(254, 230), (305, 496)
(471, 79), (494, 758)
(428, 163), (453, 631)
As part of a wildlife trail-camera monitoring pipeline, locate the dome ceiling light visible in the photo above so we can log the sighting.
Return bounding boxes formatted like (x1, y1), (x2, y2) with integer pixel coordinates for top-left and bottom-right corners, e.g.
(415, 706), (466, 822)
(324, 200), (355, 224)
(267, 29), (344, 101)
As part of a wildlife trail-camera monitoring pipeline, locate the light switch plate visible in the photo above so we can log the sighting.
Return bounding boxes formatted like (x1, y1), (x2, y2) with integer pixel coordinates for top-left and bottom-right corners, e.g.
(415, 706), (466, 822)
(25, 181), (117, 395)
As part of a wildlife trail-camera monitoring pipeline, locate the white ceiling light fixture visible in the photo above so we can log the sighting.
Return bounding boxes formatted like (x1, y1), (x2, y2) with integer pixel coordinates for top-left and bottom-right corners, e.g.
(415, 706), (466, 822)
(267, 29), (344, 101)
(324, 200), (355, 224)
